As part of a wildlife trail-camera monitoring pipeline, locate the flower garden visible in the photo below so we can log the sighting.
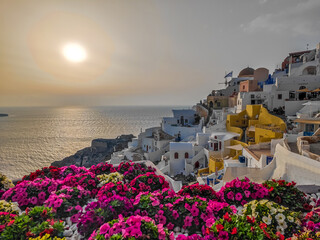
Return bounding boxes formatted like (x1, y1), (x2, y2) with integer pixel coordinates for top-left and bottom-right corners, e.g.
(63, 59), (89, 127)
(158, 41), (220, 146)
(0, 162), (319, 240)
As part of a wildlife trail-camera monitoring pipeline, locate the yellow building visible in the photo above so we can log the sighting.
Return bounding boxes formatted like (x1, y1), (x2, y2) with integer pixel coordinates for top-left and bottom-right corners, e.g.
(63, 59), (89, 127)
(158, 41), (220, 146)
(226, 105), (286, 145)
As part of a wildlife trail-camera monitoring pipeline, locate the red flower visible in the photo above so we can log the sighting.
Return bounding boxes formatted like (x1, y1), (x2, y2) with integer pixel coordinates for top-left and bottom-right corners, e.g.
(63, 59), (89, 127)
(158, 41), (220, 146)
(268, 187), (274, 192)
(276, 232), (285, 240)
(223, 212), (231, 222)
(216, 224), (224, 232)
(246, 216), (255, 223)
(231, 227), (237, 235)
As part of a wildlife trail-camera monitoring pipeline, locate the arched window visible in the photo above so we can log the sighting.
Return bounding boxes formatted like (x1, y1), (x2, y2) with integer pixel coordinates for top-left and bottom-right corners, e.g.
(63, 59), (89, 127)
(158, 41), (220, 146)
(174, 152), (179, 159)
(185, 152), (189, 158)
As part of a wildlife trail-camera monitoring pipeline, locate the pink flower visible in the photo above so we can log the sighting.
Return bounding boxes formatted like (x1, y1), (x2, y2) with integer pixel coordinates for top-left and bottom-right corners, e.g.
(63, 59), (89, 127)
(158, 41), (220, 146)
(184, 216), (193, 227)
(172, 210), (179, 220)
(190, 206), (199, 217)
(244, 190), (251, 198)
(235, 193), (243, 201)
(226, 191), (234, 200)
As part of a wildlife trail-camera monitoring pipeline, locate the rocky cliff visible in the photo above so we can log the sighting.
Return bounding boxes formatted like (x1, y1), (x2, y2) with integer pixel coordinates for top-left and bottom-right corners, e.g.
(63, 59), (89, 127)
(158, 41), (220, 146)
(51, 134), (135, 168)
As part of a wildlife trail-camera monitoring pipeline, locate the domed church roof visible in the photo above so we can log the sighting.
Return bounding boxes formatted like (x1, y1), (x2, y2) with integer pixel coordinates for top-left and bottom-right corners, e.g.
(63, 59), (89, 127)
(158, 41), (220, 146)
(238, 67), (254, 77)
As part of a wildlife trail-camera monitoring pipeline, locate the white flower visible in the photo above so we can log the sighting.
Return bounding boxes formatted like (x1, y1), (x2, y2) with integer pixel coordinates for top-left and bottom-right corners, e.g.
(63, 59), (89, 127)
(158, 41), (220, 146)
(266, 202), (273, 209)
(278, 221), (287, 229)
(270, 207), (277, 215)
(287, 216), (294, 222)
(276, 226), (285, 235)
(275, 213), (285, 223)
(262, 216), (272, 225)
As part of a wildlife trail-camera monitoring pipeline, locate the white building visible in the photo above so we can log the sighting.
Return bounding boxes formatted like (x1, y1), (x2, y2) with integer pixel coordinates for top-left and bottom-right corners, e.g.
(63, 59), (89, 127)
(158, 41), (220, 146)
(162, 109), (203, 140)
(169, 142), (195, 176)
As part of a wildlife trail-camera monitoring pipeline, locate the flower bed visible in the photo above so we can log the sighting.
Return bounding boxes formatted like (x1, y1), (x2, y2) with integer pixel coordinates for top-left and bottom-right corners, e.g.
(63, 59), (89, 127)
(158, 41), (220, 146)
(45, 186), (91, 219)
(263, 179), (312, 212)
(242, 199), (300, 238)
(219, 177), (269, 206)
(89, 162), (116, 176)
(178, 183), (218, 200)
(96, 181), (132, 200)
(62, 172), (99, 197)
(1, 177), (61, 210)
(89, 215), (174, 240)
(129, 172), (169, 194)
(0, 206), (64, 239)
(1, 162), (319, 240)
(117, 162), (156, 182)
(97, 172), (124, 187)
(78, 195), (134, 237)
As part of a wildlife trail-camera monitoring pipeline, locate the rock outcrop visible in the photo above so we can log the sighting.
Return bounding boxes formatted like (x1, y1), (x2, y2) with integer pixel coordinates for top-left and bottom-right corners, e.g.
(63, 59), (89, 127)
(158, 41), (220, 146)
(51, 134), (135, 168)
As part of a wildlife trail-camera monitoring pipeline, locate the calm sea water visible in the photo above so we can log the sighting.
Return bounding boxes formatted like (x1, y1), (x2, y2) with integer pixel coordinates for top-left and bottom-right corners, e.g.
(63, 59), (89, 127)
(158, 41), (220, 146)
(0, 106), (179, 180)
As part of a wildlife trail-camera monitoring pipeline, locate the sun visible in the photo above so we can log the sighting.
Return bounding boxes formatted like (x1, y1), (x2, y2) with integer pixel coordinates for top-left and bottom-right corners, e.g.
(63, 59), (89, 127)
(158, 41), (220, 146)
(62, 43), (87, 62)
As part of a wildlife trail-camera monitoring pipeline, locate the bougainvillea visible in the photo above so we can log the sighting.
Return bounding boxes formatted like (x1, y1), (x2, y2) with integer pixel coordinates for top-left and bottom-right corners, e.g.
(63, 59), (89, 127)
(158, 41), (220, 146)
(0, 206), (64, 240)
(78, 195), (134, 237)
(129, 172), (169, 195)
(219, 177), (269, 206)
(88, 215), (174, 240)
(1, 177), (61, 210)
(178, 183), (218, 200)
(263, 179), (312, 212)
(45, 186), (91, 219)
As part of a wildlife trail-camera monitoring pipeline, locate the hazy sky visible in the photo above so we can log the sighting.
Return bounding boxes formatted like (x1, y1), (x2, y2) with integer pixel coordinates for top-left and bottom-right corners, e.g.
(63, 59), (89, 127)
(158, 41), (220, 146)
(1, 0), (320, 107)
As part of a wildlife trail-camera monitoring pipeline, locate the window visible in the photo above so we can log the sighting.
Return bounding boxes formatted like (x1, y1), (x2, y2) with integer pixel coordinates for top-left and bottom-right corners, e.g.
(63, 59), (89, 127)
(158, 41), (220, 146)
(185, 119), (188, 123)
(219, 141), (221, 150)
(185, 152), (189, 158)
(251, 100), (255, 104)
(251, 94), (255, 99)
(278, 94), (282, 99)
(217, 102), (221, 107)
(214, 143), (218, 151)
(174, 152), (179, 159)
(210, 143), (213, 148)
(305, 124), (315, 132)
(243, 85), (245, 90)
(177, 120), (180, 124)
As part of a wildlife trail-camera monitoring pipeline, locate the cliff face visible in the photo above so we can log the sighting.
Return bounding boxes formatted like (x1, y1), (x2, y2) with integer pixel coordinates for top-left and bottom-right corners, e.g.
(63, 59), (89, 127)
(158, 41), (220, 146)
(51, 134), (135, 168)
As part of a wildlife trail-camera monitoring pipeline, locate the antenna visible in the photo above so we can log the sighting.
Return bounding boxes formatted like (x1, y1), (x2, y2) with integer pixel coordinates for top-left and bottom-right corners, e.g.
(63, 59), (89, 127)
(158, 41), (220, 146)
(307, 44), (309, 50)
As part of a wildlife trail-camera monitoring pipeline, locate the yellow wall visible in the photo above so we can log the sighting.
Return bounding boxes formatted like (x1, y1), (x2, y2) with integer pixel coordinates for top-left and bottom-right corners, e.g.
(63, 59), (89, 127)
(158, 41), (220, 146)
(227, 105), (286, 144)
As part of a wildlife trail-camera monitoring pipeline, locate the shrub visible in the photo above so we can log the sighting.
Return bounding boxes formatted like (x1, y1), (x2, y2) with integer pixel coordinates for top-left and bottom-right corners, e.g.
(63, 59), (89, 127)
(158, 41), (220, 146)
(263, 179), (312, 212)
(117, 162), (155, 182)
(88, 215), (174, 240)
(20, 166), (60, 182)
(0, 211), (17, 233)
(178, 183), (218, 200)
(97, 172), (124, 187)
(129, 172), (169, 194)
(0, 200), (20, 214)
(0, 206), (64, 240)
(219, 177), (269, 206)
(242, 199), (300, 238)
(45, 186), (91, 219)
(62, 172), (99, 197)
(208, 214), (270, 240)
(96, 182), (132, 200)
(89, 162), (116, 176)
(1, 178), (61, 210)
(78, 195), (134, 238)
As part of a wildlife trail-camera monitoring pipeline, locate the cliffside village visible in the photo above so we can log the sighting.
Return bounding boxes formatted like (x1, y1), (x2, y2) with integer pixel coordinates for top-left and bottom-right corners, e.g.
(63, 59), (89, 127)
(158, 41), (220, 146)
(107, 42), (320, 192)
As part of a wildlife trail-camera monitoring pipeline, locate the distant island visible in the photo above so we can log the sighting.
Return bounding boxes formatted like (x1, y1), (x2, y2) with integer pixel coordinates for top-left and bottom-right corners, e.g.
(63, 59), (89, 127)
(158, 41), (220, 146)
(0, 113), (8, 117)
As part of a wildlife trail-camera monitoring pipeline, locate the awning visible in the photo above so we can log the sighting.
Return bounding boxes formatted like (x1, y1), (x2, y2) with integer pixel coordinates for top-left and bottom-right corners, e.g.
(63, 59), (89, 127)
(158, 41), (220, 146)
(226, 144), (243, 151)
(312, 88), (320, 92)
(297, 88), (310, 92)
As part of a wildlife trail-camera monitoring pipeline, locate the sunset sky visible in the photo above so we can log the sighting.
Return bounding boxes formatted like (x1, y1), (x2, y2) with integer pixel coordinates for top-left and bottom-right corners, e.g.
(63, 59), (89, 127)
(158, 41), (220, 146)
(1, 0), (320, 107)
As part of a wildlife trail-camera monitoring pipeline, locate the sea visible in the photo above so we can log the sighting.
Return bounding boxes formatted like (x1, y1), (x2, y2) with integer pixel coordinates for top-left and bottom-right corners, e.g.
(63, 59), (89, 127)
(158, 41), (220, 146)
(0, 106), (183, 180)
